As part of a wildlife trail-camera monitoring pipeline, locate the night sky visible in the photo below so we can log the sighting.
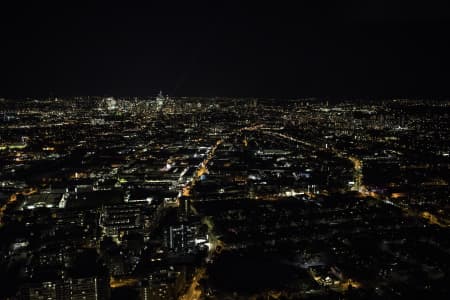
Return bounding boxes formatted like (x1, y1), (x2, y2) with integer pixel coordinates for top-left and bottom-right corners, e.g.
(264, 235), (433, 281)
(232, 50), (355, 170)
(1, 2), (450, 98)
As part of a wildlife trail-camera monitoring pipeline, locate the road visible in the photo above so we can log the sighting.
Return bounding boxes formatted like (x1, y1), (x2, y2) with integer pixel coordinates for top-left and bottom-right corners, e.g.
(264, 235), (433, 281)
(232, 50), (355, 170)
(178, 139), (224, 300)
(179, 268), (205, 300)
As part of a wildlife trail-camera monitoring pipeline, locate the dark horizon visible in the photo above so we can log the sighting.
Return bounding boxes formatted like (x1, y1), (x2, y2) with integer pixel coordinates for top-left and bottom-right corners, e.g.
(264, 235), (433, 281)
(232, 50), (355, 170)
(2, 2), (450, 98)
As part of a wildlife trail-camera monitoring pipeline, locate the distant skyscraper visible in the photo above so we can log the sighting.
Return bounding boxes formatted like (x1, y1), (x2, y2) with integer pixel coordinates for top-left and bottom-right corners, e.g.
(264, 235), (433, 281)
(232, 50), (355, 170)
(20, 277), (109, 300)
(105, 97), (117, 110)
(156, 91), (165, 111)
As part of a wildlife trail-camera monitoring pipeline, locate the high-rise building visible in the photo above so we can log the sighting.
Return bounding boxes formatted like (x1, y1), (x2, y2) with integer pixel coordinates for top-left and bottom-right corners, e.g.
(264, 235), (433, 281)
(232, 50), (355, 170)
(19, 276), (109, 300)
